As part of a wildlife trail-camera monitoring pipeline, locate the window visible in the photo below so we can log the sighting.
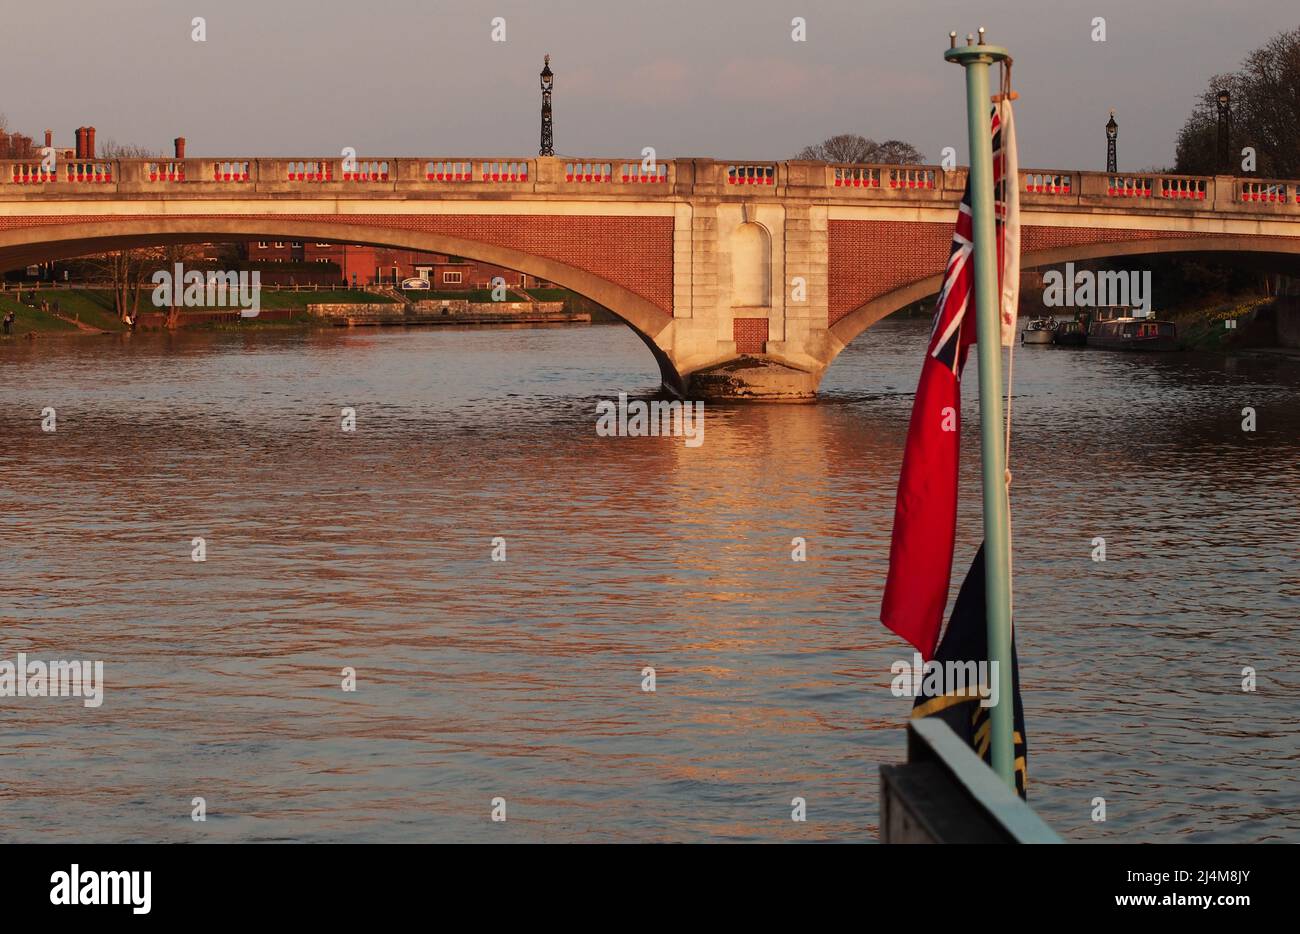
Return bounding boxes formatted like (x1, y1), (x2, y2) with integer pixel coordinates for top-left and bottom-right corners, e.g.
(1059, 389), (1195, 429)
(442, 271), (463, 284)
(316, 258), (330, 264)
(290, 242), (302, 247)
(257, 241), (268, 249)
(273, 241), (284, 248)
(315, 243), (331, 247)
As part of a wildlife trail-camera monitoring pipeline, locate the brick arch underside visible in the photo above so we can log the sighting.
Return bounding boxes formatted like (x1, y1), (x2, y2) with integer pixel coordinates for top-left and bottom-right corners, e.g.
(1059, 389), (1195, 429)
(827, 219), (1300, 347)
(0, 213), (675, 343)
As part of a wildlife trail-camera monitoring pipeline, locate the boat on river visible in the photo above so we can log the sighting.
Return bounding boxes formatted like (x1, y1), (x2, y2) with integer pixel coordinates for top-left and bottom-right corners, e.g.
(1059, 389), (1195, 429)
(1086, 306), (1178, 351)
(1053, 319), (1087, 347)
(1020, 316), (1057, 345)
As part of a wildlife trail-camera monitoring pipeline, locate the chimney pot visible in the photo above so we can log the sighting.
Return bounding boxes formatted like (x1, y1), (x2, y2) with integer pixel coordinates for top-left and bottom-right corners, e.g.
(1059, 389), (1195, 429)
(174, 137), (186, 159)
(44, 129), (52, 149)
(75, 127), (87, 160)
(86, 126), (96, 160)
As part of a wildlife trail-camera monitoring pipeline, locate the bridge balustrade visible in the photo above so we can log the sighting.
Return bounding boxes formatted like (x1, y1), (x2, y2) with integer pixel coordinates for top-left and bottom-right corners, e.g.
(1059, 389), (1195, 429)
(833, 166), (881, 188)
(727, 164), (775, 186)
(425, 161), (473, 181)
(889, 167), (936, 190)
(1023, 172), (1072, 195)
(1107, 176), (1154, 197)
(147, 162), (186, 182)
(212, 161), (250, 182)
(9, 164), (60, 184)
(620, 162), (667, 183)
(1240, 180), (1292, 204)
(564, 162), (611, 183)
(68, 162), (114, 183)
(287, 160), (332, 182)
(343, 160), (390, 182)
(480, 161), (529, 182)
(7, 157), (1300, 219)
(1158, 176), (1208, 200)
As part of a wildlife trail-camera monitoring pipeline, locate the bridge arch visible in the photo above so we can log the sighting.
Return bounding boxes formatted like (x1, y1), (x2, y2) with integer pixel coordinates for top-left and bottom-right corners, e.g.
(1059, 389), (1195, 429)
(0, 217), (683, 390)
(827, 234), (1300, 352)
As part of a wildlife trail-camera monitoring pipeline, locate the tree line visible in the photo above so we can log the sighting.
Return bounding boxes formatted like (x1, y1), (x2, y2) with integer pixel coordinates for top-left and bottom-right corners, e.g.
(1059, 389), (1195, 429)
(1175, 26), (1300, 177)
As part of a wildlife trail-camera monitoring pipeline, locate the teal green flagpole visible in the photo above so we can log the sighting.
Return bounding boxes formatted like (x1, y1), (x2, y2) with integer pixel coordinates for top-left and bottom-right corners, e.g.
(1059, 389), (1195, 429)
(943, 29), (1016, 788)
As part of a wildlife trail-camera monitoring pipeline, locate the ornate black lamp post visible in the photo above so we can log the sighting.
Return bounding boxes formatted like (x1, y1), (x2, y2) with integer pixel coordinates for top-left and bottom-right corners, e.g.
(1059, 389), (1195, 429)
(1105, 109), (1117, 173)
(1215, 88), (1232, 174)
(539, 55), (554, 157)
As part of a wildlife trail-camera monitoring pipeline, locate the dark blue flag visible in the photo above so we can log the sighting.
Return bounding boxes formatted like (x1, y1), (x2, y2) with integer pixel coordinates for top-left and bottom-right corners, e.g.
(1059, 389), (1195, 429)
(911, 544), (1028, 797)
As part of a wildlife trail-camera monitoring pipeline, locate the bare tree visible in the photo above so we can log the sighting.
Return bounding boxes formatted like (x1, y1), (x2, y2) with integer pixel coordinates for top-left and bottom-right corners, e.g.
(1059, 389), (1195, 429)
(158, 243), (207, 329)
(84, 248), (154, 325)
(796, 133), (925, 164)
(796, 134), (880, 163)
(872, 139), (926, 164)
(97, 139), (158, 159)
(1175, 27), (1300, 177)
(77, 140), (165, 324)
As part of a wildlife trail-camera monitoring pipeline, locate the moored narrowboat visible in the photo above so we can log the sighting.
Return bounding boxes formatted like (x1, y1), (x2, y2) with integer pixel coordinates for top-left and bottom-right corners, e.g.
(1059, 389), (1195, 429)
(1053, 319), (1087, 347)
(1087, 315), (1177, 351)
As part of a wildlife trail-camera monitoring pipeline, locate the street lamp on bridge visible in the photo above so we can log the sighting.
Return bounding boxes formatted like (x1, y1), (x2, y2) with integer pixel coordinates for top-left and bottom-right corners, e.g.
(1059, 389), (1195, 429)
(1215, 88), (1232, 174)
(1105, 109), (1117, 174)
(540, 55), (555, 157)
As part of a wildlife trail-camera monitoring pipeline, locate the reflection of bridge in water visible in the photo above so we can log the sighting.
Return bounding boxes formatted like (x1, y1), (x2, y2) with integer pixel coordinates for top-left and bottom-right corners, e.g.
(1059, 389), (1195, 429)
(4, 155), (1299, 398)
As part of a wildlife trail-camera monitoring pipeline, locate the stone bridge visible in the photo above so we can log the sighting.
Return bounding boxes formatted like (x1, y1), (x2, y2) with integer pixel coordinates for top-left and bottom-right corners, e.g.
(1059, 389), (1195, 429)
(3, 155), (1300, 399)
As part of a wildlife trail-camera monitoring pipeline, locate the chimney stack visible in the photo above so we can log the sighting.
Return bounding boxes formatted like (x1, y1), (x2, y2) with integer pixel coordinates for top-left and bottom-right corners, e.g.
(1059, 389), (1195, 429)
(44, 129), (52, 150)
(174, 137), (186, 159)
(85, 126), (96, 159)
(74, 127), (86, 159)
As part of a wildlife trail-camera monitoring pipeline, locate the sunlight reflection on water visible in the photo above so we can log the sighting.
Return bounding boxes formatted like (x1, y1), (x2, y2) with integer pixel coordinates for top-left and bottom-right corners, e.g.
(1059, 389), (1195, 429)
(1, 320), (1296, 842)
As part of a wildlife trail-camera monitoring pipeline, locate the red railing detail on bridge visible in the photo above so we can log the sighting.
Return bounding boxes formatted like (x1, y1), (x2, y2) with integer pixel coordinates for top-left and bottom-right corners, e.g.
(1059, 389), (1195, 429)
(888, 168), (936, 190)
(1024, 172), (1072, 195)
(426, 161), (472, 181)
(213, 161), (250, 182)
(1240, 180), (1289, 203)
(1159, 177), (1207, 200)
(620, 163), (667, 183)
(564, 162), (610, 183)
(727, 164), (775, 185)
(11, 164), (59, 184)
(2, 157), (1300, 217)
(287, 160), (332, 182)
(147, 162), (186, 182)
(834, 166), (881, 188)
(1107, 176), (1153, 197)
(343, 160), (389, 182)
(480, 161), (529, 182)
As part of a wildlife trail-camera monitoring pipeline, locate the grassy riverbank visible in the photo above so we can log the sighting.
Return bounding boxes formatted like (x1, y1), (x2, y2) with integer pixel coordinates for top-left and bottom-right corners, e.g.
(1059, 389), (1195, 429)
(0, 289), (128, 334)
(0, 285), (622, 337)
(1169, 295), (1276, 351)
(0, 287), (402, 337)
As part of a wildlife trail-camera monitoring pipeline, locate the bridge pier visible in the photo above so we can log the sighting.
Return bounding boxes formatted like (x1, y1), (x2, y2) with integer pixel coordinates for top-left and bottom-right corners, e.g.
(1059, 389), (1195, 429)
(657, 160), (839, 401)
(682, 356), (822, 402)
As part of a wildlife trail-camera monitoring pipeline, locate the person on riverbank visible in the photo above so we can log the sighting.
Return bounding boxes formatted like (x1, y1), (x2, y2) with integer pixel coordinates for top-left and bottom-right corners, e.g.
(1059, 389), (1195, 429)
(3, 310), (14, 335)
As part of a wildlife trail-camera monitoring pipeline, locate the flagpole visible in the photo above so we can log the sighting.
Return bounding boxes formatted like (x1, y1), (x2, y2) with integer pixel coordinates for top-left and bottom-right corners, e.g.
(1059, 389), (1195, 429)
(944, 29), (1016, 788)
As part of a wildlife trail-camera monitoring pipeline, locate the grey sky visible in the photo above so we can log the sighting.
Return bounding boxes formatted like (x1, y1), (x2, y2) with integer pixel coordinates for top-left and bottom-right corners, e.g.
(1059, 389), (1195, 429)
(2, 0), (1293, 171)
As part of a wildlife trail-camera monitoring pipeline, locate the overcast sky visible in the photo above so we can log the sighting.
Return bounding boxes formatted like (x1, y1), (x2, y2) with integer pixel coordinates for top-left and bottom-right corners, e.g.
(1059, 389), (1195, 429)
(1, 0), (1293, 171)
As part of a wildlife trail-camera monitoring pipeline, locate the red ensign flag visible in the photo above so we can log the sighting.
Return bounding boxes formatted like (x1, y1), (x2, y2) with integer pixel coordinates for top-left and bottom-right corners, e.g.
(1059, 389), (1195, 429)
(880, 103), (1018, 659)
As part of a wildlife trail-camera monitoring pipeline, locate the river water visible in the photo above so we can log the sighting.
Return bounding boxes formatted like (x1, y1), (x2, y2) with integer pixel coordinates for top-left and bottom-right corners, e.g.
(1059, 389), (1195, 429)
(1, 319), (1296, 843)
